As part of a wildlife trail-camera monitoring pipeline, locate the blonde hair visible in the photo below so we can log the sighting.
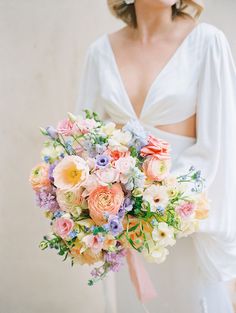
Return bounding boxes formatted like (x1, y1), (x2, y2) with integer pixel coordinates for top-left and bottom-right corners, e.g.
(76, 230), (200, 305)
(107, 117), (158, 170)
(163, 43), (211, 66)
(107, 0), (204, 28)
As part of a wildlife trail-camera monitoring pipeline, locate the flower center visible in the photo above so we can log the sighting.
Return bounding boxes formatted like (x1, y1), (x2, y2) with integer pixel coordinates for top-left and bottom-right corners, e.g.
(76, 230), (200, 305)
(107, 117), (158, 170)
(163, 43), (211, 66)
(63, 164), (82, 186)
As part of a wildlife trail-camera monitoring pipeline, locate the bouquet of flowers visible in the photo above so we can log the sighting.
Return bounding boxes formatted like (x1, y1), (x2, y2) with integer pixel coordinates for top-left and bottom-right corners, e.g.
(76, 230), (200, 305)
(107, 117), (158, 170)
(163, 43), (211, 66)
(29, 110), (209, 285)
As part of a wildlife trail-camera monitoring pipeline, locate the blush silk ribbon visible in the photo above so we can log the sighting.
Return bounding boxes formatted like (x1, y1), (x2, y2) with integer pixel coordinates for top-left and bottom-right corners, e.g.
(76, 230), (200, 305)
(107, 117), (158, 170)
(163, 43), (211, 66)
(126, 249), (157, 304)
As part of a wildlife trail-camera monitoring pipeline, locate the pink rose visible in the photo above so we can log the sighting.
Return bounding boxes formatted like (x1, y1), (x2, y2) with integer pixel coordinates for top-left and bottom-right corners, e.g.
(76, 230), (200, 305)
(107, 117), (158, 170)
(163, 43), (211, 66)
(53, 217), (74, 239)
(176, 202), (195, 218)
(88, 183), (124, 225)
(140, 135), (171, 160)
(143, 156), (171, 181)
(57, 118), (74, 136)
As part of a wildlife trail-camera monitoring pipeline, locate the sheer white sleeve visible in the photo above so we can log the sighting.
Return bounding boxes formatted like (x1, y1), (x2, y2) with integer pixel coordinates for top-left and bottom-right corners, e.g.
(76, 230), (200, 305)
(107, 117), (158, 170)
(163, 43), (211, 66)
(74, 44), (106, 119)
(172, 29), (236, 281)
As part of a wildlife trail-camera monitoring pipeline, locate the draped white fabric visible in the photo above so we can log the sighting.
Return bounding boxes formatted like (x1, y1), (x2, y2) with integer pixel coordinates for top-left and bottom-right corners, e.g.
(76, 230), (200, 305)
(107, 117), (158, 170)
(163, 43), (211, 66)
(172, 28), (236, 282)
(74, 22), (236, 313)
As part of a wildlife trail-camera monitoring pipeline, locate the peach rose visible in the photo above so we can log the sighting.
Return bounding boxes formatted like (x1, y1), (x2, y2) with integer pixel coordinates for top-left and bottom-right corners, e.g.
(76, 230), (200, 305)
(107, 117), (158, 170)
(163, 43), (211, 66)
(29, 163), (51, 191)
(88, 183), (124, 225)
(140, 135), (171, 160)
(52, 217), (74, 239)
(143, 156), (171, 181)
(53, 155), (89, 190)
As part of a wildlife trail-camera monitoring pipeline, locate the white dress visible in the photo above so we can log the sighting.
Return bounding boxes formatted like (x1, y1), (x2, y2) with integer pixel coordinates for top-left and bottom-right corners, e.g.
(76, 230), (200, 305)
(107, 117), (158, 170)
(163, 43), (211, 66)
(74, 22), (236, 313)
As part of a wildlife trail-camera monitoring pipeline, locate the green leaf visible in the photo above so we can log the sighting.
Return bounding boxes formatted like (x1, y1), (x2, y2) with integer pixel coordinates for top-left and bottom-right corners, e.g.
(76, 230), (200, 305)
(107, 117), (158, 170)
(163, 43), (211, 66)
(62, 251), (68, 261)
(128, 223), (140, 232)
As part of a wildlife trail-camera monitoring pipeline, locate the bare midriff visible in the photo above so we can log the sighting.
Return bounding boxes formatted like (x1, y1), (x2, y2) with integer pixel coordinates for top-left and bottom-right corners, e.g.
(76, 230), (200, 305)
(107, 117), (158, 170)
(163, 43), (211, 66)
(155, 114), (196, 139)
(115, 113), (196, 139)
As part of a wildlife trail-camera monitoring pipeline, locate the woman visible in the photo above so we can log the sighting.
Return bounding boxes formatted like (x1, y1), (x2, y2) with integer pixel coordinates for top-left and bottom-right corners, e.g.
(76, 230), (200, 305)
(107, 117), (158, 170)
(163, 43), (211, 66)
(74, 1), (236, 312)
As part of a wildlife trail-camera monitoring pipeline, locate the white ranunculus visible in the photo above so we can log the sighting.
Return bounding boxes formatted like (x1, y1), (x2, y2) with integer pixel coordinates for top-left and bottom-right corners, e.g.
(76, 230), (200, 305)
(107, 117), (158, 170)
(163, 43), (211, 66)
(108, 129), (132, 151)
(143, 242), (169, 264)
(101, 122), (116, 136)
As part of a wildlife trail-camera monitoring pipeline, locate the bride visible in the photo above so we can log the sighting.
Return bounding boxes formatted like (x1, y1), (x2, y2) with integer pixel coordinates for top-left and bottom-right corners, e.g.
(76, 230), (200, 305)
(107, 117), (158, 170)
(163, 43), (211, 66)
(74, 0), (236, 312)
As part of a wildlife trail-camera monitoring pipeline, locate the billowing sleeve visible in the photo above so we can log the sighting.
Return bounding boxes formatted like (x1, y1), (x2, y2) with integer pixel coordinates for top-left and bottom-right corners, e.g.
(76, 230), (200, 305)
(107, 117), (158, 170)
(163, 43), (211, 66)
(74, 44), (107, 118)
(173, 29), (236, 281)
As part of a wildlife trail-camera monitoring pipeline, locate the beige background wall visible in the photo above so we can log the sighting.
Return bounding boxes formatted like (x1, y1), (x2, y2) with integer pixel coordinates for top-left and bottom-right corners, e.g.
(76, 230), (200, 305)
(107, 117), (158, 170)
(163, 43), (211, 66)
(1, 1), (236, 312)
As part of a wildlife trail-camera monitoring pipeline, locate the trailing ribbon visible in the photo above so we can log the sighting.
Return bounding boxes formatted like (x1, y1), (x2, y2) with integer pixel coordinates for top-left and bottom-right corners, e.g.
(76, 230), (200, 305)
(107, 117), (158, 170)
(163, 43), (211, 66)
(126, 249), (157, 303)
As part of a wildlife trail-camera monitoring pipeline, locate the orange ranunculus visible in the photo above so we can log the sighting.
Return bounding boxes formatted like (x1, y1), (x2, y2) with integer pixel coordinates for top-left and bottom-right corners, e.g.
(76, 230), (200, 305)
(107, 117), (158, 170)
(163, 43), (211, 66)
(29, 163), (51, 191)
(140, 135), (170, 160)
(88, 183), (124, 225)
(121, 216), (152, 249)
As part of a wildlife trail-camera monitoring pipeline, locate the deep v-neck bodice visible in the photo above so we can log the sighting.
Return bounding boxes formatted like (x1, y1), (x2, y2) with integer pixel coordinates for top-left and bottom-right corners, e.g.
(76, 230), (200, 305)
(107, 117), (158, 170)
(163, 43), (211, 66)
(105, 22), (203, 119)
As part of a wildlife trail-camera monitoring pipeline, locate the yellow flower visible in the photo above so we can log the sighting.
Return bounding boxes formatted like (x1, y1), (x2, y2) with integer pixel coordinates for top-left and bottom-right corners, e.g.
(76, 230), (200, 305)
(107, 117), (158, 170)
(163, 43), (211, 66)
(53, 155), (89, 190)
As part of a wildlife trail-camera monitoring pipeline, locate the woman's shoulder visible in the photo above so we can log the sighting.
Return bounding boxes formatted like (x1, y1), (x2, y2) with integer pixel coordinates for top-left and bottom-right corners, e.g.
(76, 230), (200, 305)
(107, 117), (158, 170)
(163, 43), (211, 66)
(85, 33), (109, 58)
(199, 22), (228, 46)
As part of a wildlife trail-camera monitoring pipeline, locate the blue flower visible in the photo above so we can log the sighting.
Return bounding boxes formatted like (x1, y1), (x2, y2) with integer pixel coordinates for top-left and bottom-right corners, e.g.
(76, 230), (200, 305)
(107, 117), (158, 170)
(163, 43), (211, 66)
(123, 119), (148, 150)
(53, 210), (63, 218)
(69, 230), (78, 239)
(43, 155), (51, 163)
(156, 206), (165, 215)
(65, 140), (73, 153)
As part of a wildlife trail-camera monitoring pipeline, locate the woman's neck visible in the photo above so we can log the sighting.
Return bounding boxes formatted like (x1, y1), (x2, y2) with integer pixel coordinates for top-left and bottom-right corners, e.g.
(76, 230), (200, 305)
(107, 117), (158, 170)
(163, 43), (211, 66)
(131, 3), (185, 43)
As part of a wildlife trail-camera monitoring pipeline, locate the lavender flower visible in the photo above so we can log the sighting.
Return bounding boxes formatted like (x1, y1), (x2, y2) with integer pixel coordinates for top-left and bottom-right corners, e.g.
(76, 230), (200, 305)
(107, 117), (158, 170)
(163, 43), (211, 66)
(118, 197), (134, 218)
(109, 215), (123, 236)
(96, 155), (110, 168)
(104, 215), (123, 236)
(46, 126), (59, 140)
(35, 186), (59, 212)
(49, 161), (59, 182)
(104, 249), (127, 272)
